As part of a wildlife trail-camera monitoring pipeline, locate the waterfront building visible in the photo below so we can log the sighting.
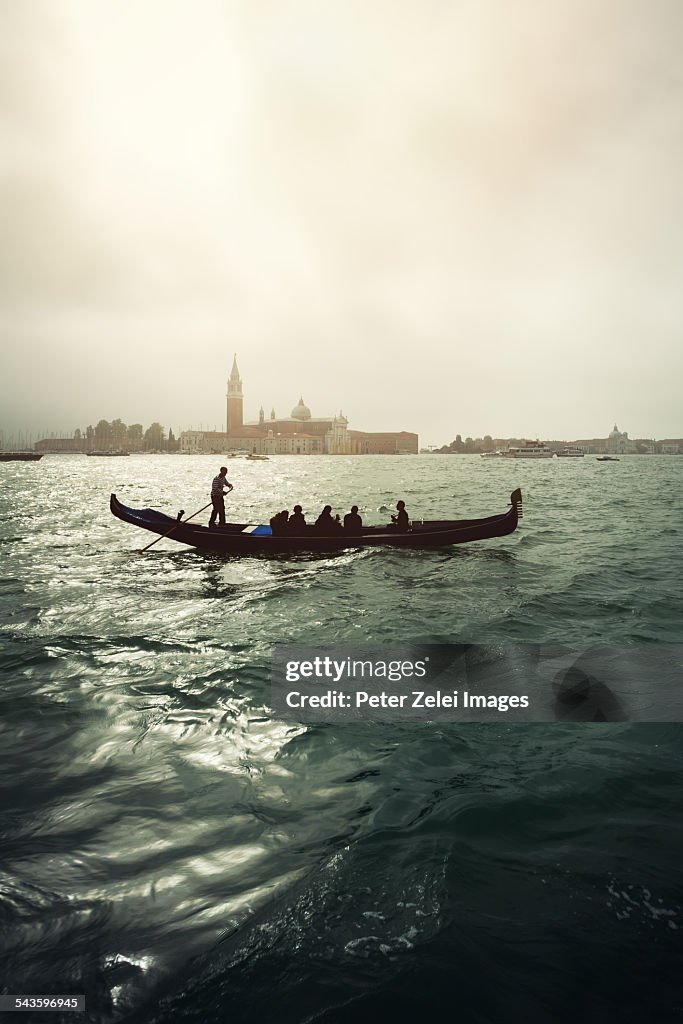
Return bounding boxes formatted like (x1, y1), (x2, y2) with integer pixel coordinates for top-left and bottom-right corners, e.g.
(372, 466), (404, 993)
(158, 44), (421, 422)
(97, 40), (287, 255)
(180, 357), (418, 455)
(607, 424), (635, 455)
(349, 430), (429, 454)
(570, 438), (607, 454)
(35, 437), (86, 453)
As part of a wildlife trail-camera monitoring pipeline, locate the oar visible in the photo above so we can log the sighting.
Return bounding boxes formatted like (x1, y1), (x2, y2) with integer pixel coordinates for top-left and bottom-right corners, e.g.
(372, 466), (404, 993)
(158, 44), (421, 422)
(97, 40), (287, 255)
(140, 500), (213, 553)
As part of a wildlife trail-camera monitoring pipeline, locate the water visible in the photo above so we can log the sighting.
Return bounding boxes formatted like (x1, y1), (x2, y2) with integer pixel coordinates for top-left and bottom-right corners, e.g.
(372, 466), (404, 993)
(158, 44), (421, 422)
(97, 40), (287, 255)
(1, 454), (682, 1022)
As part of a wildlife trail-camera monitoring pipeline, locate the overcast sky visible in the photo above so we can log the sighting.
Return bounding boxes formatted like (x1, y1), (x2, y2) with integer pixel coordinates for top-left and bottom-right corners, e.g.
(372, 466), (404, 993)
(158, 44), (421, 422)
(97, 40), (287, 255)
(1, 0), (682, 443)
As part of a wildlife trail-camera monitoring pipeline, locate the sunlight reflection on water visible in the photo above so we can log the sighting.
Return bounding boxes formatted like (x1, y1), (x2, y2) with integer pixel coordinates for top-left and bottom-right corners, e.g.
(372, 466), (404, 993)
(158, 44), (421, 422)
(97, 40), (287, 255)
(1, 455), (682, 1019)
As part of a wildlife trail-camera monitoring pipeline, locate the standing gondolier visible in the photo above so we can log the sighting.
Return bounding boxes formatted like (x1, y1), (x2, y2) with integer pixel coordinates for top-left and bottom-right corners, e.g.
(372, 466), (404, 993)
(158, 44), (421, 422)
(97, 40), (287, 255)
(209, 466), (233, 526)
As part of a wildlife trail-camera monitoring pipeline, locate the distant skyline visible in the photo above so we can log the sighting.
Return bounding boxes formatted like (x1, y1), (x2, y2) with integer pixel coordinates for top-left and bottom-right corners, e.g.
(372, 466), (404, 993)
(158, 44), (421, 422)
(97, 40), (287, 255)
(3, 407), (681, 451)
(2, 1), (683, 441)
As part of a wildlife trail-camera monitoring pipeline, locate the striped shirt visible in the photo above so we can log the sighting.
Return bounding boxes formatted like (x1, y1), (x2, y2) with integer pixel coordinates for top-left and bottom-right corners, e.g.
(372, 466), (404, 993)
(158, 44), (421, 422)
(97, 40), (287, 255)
(211, 474), (231, 499)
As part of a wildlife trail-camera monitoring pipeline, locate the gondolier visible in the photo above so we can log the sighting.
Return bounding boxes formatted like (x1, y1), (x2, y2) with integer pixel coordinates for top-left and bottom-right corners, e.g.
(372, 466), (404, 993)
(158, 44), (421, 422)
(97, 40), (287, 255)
(209, 466), (233, 526)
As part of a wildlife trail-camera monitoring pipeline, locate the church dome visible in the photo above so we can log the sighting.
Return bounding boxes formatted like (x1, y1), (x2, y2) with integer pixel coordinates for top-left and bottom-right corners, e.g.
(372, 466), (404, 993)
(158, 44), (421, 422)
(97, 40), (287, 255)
(291, 397), (311, 420)
(609, 424), (622, 438)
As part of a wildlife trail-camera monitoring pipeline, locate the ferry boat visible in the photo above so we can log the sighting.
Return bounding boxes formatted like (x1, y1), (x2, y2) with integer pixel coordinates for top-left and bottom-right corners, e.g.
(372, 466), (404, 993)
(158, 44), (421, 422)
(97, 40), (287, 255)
(502, 441), (553, 459)
(556, 447), (585, 458)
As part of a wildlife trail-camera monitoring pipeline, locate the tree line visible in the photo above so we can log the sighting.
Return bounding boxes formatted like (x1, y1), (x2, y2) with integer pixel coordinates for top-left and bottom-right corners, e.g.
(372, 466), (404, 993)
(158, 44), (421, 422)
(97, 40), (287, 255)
(433, 434), (665, 454)
(436, 435), (501, 454)
(72, 419), (179, 452)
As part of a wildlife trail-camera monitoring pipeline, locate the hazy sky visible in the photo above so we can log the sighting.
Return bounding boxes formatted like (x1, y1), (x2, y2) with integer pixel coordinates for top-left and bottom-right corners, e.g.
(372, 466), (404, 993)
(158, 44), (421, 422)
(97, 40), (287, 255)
(2, 0), (682, 443)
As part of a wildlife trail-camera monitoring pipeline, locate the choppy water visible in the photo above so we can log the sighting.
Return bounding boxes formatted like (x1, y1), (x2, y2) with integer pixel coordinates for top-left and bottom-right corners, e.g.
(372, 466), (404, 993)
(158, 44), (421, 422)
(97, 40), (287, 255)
(1, 454), (682, 1022)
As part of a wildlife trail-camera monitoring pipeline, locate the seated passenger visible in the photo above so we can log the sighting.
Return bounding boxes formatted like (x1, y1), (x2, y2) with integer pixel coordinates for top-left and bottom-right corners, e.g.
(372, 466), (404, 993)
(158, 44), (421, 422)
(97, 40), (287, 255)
(315, 504), (342, 533)
(288, 504), (307, 533)
(391, 500), (410, 531)
(269, 509), (289, 535)
(343, 505), (363, 535)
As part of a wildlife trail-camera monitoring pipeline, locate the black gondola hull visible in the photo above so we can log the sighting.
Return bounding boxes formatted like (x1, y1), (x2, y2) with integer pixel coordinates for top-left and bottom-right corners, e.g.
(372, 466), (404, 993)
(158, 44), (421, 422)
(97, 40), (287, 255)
(110, 490), (522, 553)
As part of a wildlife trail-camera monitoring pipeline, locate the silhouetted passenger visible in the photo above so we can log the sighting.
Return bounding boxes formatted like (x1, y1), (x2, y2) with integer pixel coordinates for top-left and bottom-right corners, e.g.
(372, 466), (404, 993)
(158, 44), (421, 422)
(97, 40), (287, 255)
(391, 500), (410, 531)
(288, 505), (307, 533)
(269, 509), (289, 535)
(315, 505), (342, 534)
(343, 505), (363, 535)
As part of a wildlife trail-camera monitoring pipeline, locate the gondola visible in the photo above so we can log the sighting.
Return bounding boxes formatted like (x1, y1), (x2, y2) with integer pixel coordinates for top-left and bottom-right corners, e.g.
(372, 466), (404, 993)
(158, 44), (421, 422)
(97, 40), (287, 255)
(110, 489), (522, 553)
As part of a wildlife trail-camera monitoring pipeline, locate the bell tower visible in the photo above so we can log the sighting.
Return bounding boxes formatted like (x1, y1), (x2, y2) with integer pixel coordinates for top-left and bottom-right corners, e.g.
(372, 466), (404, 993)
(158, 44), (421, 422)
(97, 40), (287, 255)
(226, 354), (243, 436)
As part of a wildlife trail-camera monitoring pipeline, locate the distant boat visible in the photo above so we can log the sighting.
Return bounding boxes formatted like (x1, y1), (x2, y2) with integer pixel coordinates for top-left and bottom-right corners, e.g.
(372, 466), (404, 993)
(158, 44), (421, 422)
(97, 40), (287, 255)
(596, 456), (620, 462)
(556, 447), (585, 458)
(503, 442), (553, 459)
(86, 451), (130, 457)
(246, 453), (269, 461)
(0, 451), (43, 462)
(480, 451), (505, 458)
